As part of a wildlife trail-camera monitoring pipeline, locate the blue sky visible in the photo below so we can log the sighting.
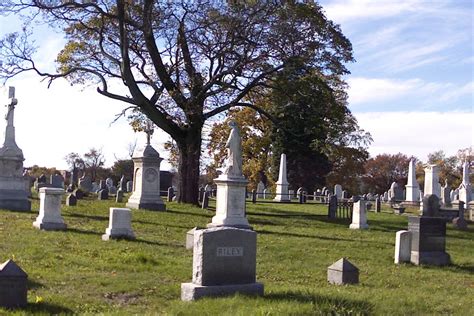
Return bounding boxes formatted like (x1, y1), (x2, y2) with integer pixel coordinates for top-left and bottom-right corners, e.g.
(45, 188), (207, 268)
(0, 0), (473, 170)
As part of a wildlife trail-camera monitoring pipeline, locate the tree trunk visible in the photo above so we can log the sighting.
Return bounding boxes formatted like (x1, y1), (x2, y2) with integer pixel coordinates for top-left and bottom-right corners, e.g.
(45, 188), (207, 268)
(176, 127), (202, 204)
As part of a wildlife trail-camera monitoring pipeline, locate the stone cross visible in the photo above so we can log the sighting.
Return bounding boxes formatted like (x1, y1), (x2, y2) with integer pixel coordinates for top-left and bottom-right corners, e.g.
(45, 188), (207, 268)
(143, 119), (154, 145)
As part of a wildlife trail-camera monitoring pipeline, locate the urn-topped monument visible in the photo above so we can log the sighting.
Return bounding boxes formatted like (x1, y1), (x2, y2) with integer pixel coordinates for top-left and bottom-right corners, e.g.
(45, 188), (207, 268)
(0, 87), (30, 211)
(126, 122), (166, 211)
(208, 121), (250, 229)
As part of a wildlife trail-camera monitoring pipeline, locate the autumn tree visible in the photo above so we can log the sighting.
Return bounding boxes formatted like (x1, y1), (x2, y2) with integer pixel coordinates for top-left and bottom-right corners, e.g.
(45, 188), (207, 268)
(363, 153), (412, 194)
(0, 1), (353, 204)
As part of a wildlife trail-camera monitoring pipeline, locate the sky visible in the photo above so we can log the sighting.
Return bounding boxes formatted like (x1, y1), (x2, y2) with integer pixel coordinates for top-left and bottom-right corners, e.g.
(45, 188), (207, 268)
(0, 0), (473, 171)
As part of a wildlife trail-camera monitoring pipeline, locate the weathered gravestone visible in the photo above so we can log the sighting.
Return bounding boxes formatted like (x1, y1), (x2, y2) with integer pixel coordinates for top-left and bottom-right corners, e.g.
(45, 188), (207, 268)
(126, 181), (133, 193)
(389, 182), (404, 201)
(73, 188), (84, 200)
(256, 181), (265, 199)
(394, 230), (411, 264)
(98, 188), (109, 200)
(0, 259), (28, 309)
(334, 184), (342, 200)
(328, 195), (337, 219)
(186, 227), (198, 250)
(91, 182), (99, 193)
(349, 201), (368, 230)
(181, 227), (264, 301)
(375, 197), (381, 213)
(167, 187), (174, 202)
(33, 187), (67, 231)
(102, 207), (135, 240)
(78, 175), (92, 193)
(327, 258), (359, 285)
(66, 194), (77, 206)
(119, 175), (127, 192)
(452, 201), (467, 230)
(116, 189), (124, 203)
(408, 194), (450, 266)
(50, 174), (64, 189)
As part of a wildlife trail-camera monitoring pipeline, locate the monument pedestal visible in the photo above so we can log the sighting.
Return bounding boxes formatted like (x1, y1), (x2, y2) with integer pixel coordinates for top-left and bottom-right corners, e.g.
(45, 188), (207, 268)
(181, 282), (264, 301)
(408, 216), (450, 266)
(33, 187), (66, 231)
(207, 176), (250, 229)
(126, 144), (166, 211)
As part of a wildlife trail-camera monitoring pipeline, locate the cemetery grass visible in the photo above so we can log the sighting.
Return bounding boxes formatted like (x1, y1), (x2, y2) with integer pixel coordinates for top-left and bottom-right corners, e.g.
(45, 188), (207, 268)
(0, 196), (473, 315)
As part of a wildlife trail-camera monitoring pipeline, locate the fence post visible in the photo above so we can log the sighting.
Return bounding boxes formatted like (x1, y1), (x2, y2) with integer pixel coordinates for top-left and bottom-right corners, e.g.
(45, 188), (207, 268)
(252, 190), (257, 204)
(328, 195), (337, 219)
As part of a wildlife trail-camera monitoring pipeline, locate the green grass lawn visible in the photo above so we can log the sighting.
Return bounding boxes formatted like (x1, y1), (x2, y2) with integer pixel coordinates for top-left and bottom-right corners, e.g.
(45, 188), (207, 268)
(0, 195), (473, 315)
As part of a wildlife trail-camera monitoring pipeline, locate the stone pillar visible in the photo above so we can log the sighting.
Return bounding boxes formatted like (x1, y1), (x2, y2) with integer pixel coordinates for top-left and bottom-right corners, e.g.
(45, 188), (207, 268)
(349, 201), (368, 230)
(394, 230), (411, 264)
(424, 164), (440, 197)
(405, 158), (420, 202)
(274, 153), (290, 202)
(458, 161), (472, 205)
(126, 143), (166, 211)
(102, 207), (135, 240)
(33, 187), (66, 230)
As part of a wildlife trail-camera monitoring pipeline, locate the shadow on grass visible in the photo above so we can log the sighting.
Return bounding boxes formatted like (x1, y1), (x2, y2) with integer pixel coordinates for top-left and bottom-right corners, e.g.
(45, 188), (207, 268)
(168, 209), (213, 219)
(67, 212), (108, 221)
(420, 262), (474, 274)
(0, 208), (36, 215)
(67, 227), (102, 236)
(249, 210), (352, 227)
(263, 291), (374, 315)
(28, 279), (44, 290)
(22, 302), (73, 314)
(134, 237), (184, 248)
(257, 229), (354, 242)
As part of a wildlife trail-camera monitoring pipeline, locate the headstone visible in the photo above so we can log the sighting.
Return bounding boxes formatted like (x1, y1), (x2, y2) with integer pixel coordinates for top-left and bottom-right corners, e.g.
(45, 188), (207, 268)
(116, 189), (124, 203)
(383, 191), (389, 202)
(389, 182), (403, 201)
(0, 259), (28, 308)
(167, 187), (174, 202)
(394, 230), (412, 264)
(421, 194), (440, 217)
(274, 153), (290, 202)
(198, 187), (205, 202)
(256, 181), (265, 199)
(186, 227), (197, 250)
(449, 189), (456, 203)
(66, 194), (77, 206)
(37, 174), (47, 184)
(334, 184), (342, 200)
(328, 195), (337, 219)
(181, 227), (264, 301)
(424, 164), (440, 197)
(73, 188), (84, 200)
(105, 177), (114, 189)
(119, 175), (127, 192)
(327, 258), (359, 285)
(126, 181), (133, 193)
(405, 158), (420, 202)
(251, 190), (257, 204)
(126, 138), (166, 211)
(263, 189), (269, 199)
(408, 216), (450, 266)
(452, 201), (467, 230)
(102, 207), (135, 240)
(99, 180), (107, 190)
(349, 201), (368, 230)
(375, 197), (381, 213)
(33, 187), (67, 230)
(78, 175), (92, 193)
(0, 87), (31, 211)
(208, 121), (250, 229)
(108, 185), (117, 195)
(91, 182), (99, 193)
(201, 191), (209, 209)
(98, 188), (109, 200)
(440, 181), (451, 206)
(50, 174), (64, 188)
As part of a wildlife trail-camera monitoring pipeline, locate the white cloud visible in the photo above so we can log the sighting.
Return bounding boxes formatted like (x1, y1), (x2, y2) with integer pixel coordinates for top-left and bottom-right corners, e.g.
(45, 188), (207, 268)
(355, 111), (474, 161)
(323, 0), (423, 23)
(439, 81), (474, 102)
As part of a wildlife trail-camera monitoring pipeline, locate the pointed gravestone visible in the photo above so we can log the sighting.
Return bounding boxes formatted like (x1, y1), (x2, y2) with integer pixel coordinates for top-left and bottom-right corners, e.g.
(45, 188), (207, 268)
(405, 158), (420, 203)
(274, 153), (290, 202)
(327, 258), (359, 285)
(0, 259), (28, 308)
